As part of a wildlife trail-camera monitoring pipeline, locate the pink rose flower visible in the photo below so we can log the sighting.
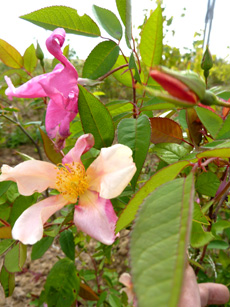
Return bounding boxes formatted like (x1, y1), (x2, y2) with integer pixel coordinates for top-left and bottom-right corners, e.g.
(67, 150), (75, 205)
(5, 28), (79, 150)
(0, 134), (136, 245)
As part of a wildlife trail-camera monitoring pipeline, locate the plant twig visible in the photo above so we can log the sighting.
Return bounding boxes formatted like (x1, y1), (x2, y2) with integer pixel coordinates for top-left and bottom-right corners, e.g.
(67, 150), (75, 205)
(195, 205), (213, 275)
(1, 114), (43, 160)
(89, 254), (101, 293)
(98, 64), (129, 81)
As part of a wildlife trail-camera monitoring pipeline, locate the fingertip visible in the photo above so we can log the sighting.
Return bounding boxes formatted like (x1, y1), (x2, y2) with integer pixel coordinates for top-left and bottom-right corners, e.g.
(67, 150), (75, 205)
(199, 282), (230, 306)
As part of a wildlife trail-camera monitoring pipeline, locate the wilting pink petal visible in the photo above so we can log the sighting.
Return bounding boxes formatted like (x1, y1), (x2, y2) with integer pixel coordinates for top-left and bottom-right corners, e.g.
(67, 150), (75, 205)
(74, 190), (118, 245)
(119, 273), (136, 305)
(0, 160), (57, 195)
(119, 273), (132, 288)
(45, 29), (78, 93)
(12, 195), (68, 245)
(42, 86), (78, 139)
(62, 134), (95, 164)
(87, 144), (136, 199)
(5, 28), (79, 144)
(5, 75), (48, 100)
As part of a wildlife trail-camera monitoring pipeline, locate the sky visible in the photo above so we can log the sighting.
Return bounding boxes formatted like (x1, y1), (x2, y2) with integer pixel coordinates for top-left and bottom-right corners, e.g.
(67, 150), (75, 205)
(0, 0), (229, 61)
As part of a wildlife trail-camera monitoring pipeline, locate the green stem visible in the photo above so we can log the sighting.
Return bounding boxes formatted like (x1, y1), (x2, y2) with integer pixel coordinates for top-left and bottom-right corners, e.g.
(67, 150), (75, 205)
(216, 98), (230, 108)
(195, 205), (213, 275)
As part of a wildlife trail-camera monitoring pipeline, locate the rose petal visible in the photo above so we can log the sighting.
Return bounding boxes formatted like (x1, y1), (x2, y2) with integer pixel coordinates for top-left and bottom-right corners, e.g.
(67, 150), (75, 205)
(63, 134), (95, 164)
(45, 28), (78, 95)
(74, 190), (118, 245)
(5, 28), (79, 143)
(39, 64), (78, 101)
(87, 144), (136, 199)
(46, 29), (74, 70)
(0, 160), (57, 195)
(119, 273), (132, 288)
(150, 69), (198, 103)
(5, 75), (48, 100)
(12, 194), (68, 245)
(120, 288), (135, 305)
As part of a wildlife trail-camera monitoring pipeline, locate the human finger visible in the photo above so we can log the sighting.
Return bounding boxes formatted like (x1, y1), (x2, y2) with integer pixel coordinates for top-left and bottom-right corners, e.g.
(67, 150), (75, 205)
(178, 265), (201, 307)
(199, 282), (229, 306)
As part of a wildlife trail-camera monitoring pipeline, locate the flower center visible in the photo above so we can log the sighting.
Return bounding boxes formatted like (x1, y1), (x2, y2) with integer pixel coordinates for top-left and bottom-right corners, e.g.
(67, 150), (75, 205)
(55, 162), (89, 203)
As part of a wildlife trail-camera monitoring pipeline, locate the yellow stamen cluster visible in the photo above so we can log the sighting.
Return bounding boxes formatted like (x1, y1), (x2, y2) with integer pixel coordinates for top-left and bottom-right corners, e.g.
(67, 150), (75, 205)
(55, 162), (89, 203)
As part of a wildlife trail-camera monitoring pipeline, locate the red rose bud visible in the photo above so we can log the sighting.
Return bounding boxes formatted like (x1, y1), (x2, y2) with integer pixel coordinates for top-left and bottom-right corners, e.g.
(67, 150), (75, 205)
(149, 66), (230, 108)
(150, 69), (198, 103)
(156, 66), (206, 99)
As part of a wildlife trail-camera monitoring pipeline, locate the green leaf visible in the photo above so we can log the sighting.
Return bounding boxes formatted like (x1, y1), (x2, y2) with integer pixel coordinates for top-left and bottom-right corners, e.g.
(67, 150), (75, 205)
(193, 203), (209, 225)
(112, 55), (132, 87)
(6, 183), (19, 203)
(97, 291), (107, 306)
(212, 220), (230, 236)
(23, 44), (37, 73)
(153, 143), (190, 164)
(130, 174), (194, 306)
(31, 236), (54, 260)
(44, 258), (80, 307)
(78, 85), (114, 149)
(207, 240), (229, 250)
(40, 128), (63, 164)
(140, 5), (163, 67)
(0, 205), (11, 222)
(217, 91), (230, 100)
(106, 100), (132, 117)
(0, 266), (15, 297)
(0, 239), (14, 256)
(218, 250), (230, 268)
(129, 53), (141, 83)
(116, 0), (132, 41)
(0, 39), (23, 68)
(20, 6), (101, 37)
(140, 100), (176, 111)
(197, 147), (230, 159)
(2, 68), (28, 80)
(216, 115), (230, 139)
(118, 115), (151, 188)
(116, 161), (189, 232)
(82, 41), (119, 79)
(107, 102), (132, 125)
(4, 243), (27, 273)
(92, 5), (122, 40)
(191, 221), (214, 248)
(195, 171), (220, 197)
(108, 294), (121, 307)
(195, 106), (223, 138)
(0, 181), (12, 197)
(59, 229), (75, 261)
